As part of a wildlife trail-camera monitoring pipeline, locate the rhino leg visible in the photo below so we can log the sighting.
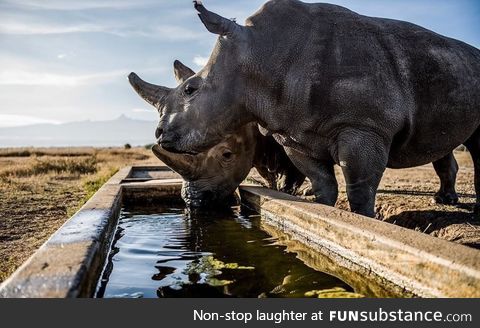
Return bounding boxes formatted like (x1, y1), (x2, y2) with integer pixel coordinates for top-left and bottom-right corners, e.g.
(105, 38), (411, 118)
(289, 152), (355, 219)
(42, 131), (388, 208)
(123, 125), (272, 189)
(464, 128), (480, 215)
(337, 130), (389, 217)
(284, 147), (338, 206)
(432, 153), (459, 205)
(278, 162), (306, 195)
(255, 165), (278, 189)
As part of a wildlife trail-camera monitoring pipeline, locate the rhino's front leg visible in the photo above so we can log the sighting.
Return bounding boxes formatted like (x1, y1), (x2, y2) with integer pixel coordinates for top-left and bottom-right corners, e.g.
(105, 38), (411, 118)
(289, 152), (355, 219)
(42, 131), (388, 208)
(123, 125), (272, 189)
(284, 147), (338, 206)
(432, 153), (459, 205)
(336, 129), (389, 217)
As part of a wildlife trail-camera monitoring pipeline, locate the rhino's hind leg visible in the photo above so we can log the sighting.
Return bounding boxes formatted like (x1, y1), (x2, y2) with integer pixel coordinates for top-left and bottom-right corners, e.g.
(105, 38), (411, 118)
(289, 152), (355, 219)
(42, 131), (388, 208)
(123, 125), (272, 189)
(464, 128), (480, 215)
(432, 153), (459, 205)
(255, 165), (278, 189)
(278, 162), (306, 195)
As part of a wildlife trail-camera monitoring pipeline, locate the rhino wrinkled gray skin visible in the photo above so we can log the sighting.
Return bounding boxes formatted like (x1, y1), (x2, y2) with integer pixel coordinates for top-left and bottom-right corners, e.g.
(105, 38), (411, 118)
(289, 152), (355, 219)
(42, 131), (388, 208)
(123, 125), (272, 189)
(130, 60), (305, 207)
(130, 0), (480, 217)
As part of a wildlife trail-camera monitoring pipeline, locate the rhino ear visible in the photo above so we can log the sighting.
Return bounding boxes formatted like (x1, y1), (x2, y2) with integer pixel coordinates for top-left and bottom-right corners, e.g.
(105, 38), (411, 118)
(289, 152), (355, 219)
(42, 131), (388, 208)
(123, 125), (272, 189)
(173, 60), (196, 84)
(194, 1), (241, 37)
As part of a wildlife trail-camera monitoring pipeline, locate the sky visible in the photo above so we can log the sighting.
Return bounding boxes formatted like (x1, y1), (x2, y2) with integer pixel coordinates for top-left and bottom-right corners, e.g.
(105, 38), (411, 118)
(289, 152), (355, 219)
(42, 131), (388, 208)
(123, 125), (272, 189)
(0, 0), (479, 128)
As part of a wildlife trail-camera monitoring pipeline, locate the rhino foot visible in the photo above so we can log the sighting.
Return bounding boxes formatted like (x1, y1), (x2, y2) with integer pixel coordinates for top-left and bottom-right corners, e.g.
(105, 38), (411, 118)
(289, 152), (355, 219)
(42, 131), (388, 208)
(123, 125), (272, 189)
(434, 191), (459, 205)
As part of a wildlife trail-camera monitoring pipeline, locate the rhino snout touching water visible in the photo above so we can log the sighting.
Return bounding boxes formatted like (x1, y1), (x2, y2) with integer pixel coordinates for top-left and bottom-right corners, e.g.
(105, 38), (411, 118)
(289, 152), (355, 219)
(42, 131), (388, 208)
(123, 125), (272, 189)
(132, 1), (480, 217)
(151, 127), (254, 207)
(130, 60), (305, 207)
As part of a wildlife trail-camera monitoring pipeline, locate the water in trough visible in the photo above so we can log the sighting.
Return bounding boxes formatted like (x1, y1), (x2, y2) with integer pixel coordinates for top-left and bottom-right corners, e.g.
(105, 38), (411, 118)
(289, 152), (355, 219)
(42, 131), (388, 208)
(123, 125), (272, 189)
(96, 203), (359, 298)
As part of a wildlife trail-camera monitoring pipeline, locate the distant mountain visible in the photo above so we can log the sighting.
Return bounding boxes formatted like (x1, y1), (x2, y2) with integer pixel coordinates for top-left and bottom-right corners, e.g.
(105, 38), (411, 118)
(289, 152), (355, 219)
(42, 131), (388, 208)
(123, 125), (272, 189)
(0, 115), (158, 147)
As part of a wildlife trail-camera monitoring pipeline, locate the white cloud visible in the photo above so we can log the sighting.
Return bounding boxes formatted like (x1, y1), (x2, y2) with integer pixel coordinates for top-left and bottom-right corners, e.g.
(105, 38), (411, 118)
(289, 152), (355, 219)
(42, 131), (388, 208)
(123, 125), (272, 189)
(0, 114), (61, 128)
(2, 0), (160, 11)
(111, 25), (206, 41)
(0, 69), (128, 86)
(0, 20), (108, 35)
(0, 18), (205, 41)
(193, 55), (209, 67)
(57, 53), (66, 59)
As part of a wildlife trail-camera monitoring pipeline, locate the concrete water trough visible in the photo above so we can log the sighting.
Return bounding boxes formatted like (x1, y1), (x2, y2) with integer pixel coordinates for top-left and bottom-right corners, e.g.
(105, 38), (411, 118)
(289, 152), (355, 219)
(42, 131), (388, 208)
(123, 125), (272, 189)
(1, 166), (479, 298)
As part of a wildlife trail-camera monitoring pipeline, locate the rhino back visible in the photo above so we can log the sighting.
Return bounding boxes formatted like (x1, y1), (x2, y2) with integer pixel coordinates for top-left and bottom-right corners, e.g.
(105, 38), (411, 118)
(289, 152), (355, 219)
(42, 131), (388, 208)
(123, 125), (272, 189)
(243, 0), (480, 167)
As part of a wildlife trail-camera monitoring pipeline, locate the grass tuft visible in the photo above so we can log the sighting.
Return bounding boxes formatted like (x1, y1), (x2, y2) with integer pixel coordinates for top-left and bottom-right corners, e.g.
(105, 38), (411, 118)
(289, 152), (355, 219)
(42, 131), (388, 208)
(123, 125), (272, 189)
(0, 156), (98, 179)
(32, 156), (98, 175)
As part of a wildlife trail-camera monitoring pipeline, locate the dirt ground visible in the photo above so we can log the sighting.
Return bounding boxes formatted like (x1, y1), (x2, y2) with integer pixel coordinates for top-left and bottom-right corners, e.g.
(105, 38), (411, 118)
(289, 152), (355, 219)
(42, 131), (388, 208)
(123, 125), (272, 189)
(0, 147), (478, 283)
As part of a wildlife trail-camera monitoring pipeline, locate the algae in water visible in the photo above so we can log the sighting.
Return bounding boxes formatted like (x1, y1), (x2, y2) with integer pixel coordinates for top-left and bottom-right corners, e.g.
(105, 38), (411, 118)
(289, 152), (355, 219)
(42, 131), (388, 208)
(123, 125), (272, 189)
(305, 287), (365, 298)
(184, 255), (255, 286)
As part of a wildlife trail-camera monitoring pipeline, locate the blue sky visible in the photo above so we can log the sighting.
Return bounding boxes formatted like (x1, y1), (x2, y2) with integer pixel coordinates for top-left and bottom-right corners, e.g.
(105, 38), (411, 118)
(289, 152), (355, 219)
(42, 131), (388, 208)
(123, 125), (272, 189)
(0, 0), (479, 127)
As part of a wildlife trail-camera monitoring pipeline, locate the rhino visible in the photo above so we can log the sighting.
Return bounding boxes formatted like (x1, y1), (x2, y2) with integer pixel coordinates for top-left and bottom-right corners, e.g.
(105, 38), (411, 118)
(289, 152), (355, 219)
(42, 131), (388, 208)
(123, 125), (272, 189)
(129, 0), (480, 217)
(129, 60), (305, 207)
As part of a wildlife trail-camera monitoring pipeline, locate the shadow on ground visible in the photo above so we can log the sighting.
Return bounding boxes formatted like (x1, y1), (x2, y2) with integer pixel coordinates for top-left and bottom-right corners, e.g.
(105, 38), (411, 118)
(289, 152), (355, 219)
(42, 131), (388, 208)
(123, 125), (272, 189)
(384, 207), (480, 249)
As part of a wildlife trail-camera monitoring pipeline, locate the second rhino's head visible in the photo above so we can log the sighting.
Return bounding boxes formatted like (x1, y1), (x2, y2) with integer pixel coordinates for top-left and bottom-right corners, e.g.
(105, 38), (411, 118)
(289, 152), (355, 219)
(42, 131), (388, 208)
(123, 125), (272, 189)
(152, 124), (256, 207)
(131, 60), (257, 207)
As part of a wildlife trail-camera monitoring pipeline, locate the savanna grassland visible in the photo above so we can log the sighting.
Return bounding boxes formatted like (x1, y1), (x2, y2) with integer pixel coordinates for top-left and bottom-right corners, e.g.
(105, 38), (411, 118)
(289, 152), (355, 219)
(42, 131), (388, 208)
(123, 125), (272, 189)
(0, 147), (158, 282)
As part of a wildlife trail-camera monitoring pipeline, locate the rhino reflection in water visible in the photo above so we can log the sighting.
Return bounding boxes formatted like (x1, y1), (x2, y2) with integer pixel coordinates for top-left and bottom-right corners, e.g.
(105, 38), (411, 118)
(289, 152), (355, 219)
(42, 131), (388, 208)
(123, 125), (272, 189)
(131, 60), (305, 207)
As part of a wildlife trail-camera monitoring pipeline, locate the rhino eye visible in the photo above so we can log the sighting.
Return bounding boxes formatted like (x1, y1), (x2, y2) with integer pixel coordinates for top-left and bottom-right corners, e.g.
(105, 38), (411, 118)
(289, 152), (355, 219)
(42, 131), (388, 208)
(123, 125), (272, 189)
(184, 85), (196, 95)
(222, 151), (233, 160)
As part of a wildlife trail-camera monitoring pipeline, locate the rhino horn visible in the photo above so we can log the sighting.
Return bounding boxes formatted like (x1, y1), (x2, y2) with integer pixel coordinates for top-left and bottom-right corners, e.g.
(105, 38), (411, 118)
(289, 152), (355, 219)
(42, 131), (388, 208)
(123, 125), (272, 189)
(173, 60), (196, 83)
(194, 1), (241, 36)
(152, 144), (198, 179)
(128, 72), (171, 108)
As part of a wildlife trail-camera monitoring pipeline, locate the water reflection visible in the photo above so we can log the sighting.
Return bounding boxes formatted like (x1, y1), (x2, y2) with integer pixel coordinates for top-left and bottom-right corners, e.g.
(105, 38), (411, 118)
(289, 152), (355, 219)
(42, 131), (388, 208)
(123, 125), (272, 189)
(97, 204), (355, 298)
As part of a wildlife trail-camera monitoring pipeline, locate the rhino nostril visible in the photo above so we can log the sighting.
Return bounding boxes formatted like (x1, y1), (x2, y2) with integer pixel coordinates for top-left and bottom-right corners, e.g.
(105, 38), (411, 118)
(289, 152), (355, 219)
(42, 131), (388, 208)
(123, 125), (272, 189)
(155, 127), (163, 139)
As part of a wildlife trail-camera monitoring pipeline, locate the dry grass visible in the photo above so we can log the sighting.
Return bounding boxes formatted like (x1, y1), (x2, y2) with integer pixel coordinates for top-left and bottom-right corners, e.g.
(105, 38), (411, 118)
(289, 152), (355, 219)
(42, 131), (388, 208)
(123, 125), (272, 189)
(0, 147), (158, 282)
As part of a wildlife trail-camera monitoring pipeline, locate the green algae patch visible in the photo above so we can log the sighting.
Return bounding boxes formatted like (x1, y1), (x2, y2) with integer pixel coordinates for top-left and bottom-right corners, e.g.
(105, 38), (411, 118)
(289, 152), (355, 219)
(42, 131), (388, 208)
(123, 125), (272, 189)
(305, 287), (365, 298)
(184, 256), (255, 287)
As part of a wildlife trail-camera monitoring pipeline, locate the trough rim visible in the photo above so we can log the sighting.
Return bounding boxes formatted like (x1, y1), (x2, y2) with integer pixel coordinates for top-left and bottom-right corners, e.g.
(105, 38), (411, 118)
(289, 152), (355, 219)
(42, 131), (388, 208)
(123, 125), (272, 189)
(239, 186), (480, 298)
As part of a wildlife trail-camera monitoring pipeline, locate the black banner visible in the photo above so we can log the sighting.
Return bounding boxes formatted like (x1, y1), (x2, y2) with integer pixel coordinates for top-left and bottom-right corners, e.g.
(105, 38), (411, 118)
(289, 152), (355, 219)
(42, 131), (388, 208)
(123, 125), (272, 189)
(0, 298), (477, 328)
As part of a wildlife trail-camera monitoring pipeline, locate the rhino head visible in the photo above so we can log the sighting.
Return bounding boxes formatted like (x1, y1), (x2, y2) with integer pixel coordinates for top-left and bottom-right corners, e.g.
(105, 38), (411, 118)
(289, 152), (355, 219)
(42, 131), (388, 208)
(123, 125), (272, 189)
(130, 60), (257, 207)
(128, 1), (256, 154)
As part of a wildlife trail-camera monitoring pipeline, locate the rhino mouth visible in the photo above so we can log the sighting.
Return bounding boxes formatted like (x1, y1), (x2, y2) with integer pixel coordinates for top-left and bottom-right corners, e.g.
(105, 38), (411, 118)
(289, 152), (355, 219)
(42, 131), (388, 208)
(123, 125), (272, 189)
(182, 189), (239, 209)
